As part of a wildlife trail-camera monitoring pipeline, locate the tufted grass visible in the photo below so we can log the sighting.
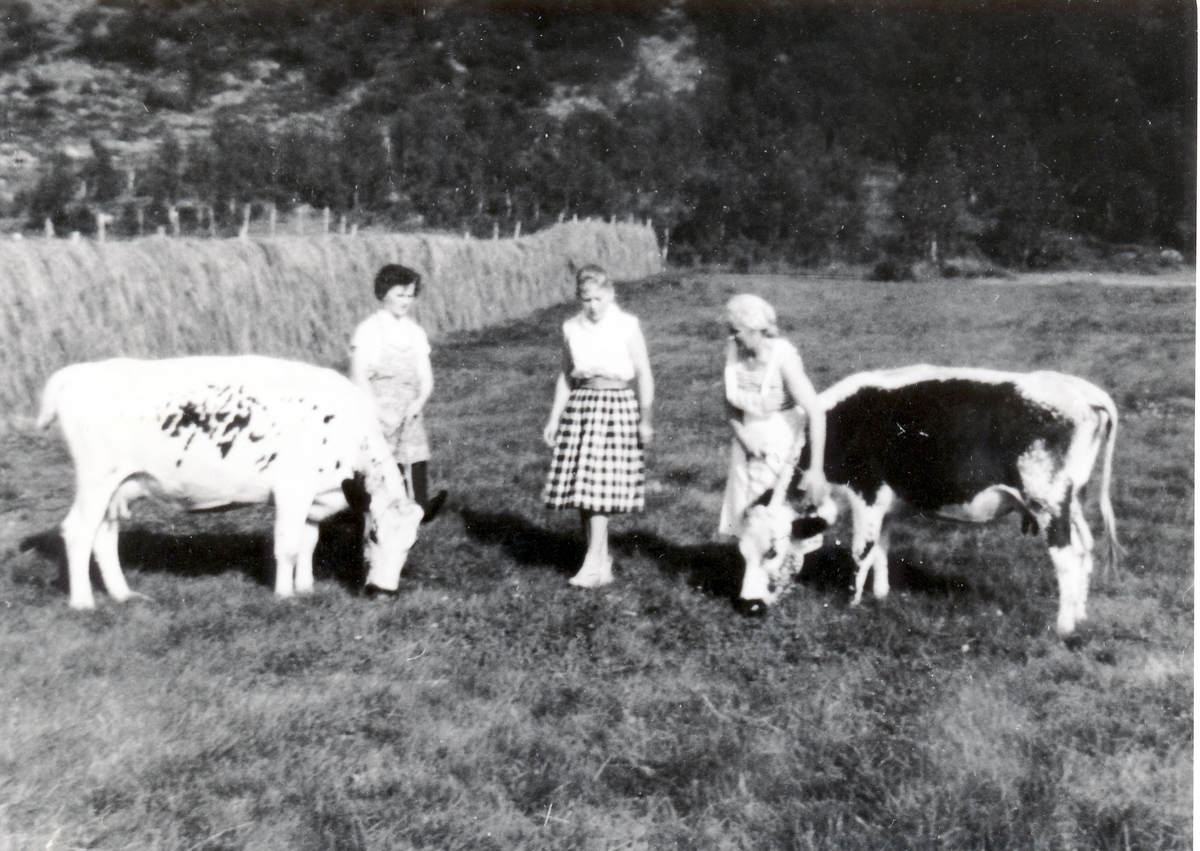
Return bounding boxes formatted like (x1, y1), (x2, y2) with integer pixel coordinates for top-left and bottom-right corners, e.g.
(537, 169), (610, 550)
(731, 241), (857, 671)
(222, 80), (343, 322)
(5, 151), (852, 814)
(0, 271), (1192, 850)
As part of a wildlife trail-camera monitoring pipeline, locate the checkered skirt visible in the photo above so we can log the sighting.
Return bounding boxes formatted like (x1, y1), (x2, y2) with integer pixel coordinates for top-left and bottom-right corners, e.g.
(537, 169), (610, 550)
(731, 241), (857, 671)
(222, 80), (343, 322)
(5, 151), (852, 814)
(543, 387), (644, 513)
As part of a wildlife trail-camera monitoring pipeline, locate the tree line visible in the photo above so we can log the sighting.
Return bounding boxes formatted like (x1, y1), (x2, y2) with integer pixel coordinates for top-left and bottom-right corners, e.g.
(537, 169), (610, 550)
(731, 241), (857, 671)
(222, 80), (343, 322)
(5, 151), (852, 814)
(9, 0), (1196, 268)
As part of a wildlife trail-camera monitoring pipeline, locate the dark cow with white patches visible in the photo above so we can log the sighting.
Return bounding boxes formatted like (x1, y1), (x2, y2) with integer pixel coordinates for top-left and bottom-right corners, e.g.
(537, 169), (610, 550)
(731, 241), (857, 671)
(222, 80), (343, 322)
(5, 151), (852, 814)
(37, 356), (423, 608)
(740, 365), (1119, 636)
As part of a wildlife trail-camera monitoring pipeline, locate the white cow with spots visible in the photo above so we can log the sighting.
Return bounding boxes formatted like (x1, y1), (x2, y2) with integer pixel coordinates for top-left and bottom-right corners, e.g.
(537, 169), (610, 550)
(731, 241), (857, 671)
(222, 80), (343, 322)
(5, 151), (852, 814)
(740, 365), (1120, 636)
(37, 356), (423, 608)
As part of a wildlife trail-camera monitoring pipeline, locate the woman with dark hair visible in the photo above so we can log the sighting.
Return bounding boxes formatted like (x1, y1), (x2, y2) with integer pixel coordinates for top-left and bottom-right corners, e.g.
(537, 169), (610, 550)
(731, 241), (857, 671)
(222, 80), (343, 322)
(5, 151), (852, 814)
(351, 264), (447, 527)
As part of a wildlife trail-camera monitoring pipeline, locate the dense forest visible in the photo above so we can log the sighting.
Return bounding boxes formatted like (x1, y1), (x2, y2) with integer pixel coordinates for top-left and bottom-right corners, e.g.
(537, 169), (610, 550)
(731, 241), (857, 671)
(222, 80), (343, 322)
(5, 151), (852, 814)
(1, 0), (1195, 268)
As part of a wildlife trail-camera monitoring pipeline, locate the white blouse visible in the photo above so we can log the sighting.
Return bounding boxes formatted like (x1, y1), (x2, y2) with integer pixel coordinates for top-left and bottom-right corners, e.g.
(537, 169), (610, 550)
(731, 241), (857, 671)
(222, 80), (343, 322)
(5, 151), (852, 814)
(350, 311), (431, 378)
(563, 304), (640, 382)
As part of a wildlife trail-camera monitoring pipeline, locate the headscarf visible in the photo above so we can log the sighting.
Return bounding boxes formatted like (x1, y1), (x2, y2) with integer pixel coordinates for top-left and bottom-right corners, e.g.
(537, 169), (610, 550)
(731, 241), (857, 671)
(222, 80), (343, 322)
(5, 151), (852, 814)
(725, 294), (778, 337)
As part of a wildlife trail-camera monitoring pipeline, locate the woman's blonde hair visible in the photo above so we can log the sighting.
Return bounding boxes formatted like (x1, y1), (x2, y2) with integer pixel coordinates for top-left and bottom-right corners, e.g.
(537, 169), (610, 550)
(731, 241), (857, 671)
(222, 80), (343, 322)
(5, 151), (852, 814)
(575, 264), (611, 294)
(725, 293), (778, 337)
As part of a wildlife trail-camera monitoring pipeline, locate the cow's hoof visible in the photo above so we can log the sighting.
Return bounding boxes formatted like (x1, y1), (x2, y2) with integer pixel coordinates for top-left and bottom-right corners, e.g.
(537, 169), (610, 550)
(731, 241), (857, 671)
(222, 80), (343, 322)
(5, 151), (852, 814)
(735, 598), (769, 618)
(364, 583), (400, 599)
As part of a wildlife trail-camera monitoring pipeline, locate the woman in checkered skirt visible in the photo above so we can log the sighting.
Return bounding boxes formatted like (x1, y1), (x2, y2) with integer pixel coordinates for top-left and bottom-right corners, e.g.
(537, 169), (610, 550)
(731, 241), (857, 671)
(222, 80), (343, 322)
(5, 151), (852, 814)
(543, 265), (654, 588)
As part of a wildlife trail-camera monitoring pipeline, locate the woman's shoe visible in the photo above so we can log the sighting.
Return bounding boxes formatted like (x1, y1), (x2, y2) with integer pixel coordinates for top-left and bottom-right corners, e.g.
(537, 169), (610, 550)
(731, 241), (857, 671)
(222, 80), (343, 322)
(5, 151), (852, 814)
(420, 490), (448, 524)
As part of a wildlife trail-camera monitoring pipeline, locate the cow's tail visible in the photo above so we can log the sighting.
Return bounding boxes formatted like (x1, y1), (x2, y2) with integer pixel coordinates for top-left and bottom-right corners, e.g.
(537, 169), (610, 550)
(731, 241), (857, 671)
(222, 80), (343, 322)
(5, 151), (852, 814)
(1095, 398), (1123, 576)
(35, 368), (68, 430)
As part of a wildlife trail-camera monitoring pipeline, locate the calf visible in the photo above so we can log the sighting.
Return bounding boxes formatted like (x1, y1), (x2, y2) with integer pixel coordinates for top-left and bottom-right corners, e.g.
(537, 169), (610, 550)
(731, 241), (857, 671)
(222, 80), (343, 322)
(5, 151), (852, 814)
(740, 365), (1119, 636)
(37, 356), (423, 608)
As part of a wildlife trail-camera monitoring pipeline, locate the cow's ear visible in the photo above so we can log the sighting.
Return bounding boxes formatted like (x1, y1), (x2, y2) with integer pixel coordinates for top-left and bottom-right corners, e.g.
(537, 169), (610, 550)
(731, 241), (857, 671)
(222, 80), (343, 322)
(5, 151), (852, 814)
(342, 473), (372, 514)
(751, 489), (774, 509)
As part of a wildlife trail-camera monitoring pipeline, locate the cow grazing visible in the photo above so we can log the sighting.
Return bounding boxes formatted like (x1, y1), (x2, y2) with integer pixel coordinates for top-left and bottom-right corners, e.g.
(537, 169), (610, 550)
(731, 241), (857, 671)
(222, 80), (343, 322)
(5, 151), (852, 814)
(740, 365), (1119, 636)
(37, 356), (423, 609)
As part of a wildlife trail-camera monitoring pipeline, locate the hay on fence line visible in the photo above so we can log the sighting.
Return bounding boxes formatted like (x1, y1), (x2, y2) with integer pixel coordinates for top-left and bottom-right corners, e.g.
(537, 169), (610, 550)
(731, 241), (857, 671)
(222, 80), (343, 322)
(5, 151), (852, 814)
(0, 220), (662, 420)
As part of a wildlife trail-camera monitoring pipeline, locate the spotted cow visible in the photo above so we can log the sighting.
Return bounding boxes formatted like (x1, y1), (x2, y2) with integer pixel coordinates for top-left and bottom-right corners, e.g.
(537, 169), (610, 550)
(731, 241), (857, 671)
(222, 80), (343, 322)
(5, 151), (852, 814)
(740, 365), (1120, 636)
(37, 356), (423, 608)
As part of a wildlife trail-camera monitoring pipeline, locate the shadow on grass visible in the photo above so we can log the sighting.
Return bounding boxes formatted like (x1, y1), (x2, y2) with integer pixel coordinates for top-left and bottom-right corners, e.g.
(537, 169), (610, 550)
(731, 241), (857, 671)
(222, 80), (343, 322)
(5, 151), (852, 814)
(460, 508), (883, 605)
(793, 548), (973, 599)
(18, 513), (370, 597)
(459, 507), (747, 597)
(458, 508), (974, 606)
(890, 555), (972, 597)
(459, 509), (584, 577)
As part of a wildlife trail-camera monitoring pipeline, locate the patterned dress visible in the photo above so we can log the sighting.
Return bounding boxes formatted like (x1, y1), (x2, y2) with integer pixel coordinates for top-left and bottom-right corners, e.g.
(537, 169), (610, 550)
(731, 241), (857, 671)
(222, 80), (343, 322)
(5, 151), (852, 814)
(350, 311), (431, 466)
(543, 306), (645, 514)
(718, 338), (806, 536)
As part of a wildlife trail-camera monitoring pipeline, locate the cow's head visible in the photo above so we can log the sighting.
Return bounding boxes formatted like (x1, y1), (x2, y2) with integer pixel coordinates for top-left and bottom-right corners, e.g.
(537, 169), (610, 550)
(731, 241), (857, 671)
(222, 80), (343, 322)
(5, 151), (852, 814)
(362, 496), (423, 592)
(347, 467), (424, 594)
(736, 489), (837, 615)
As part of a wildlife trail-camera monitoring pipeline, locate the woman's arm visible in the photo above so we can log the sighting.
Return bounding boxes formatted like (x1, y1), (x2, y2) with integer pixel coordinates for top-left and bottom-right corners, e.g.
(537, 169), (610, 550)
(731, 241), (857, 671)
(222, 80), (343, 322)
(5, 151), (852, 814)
(543, 340), (573, 447)
(779, 347), (828, 501)
(405, 352), (434, 421)
(348, 322), (374, 393)
(629, 323), (654, 444)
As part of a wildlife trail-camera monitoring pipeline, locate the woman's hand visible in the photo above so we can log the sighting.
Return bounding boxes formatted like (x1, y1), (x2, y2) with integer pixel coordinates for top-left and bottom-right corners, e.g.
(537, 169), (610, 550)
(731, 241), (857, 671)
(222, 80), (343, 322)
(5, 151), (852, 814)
(639, 421), (654, 446)
(543, 419), (559, 448)
(403, 401), (424, 423)
(729, 418), (763, 458)
(800, 469), (830, 504)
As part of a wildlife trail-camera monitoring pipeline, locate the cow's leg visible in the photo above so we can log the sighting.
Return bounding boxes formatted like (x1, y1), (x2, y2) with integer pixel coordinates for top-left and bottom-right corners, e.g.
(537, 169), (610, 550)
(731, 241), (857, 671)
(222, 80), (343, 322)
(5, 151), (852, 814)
(293, 520), (321, 595)
(871, 521), (892, 600)
(1047, 491), (1083, 636)
(847, 487), (891, 606)
(91, 478), (150, 603)
(91, 515), (132, 603)
(1068, 497), (1095, 626)
(271, 492), (314, 598)
(60, 479), (123, 609)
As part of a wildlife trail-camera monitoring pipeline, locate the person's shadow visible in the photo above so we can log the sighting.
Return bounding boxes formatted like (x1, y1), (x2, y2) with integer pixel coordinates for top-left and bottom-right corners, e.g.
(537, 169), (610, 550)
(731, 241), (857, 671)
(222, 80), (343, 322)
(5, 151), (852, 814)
(458, 507), (864, 604)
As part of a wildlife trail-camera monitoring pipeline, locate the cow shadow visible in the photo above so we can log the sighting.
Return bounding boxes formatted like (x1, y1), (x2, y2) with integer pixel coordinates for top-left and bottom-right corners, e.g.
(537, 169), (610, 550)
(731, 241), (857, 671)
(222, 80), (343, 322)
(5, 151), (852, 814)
(795, 546), (972, 600)
(18, 513), (371, 597)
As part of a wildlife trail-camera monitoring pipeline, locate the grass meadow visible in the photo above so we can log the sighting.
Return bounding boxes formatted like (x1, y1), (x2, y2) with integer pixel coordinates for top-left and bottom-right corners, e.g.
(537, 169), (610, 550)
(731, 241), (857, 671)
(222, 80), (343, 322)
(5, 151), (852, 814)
(0, 271), (1193, 850)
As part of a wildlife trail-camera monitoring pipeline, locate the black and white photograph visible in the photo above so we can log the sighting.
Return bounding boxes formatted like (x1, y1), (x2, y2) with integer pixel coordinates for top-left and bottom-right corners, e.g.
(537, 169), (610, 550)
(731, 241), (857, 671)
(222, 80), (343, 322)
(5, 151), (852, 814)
(0, 0), (1193, 848)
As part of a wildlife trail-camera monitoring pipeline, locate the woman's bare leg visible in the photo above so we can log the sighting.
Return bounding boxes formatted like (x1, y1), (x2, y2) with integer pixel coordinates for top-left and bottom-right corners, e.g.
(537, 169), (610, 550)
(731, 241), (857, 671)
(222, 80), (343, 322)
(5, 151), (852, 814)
(570, 509), (613, 587)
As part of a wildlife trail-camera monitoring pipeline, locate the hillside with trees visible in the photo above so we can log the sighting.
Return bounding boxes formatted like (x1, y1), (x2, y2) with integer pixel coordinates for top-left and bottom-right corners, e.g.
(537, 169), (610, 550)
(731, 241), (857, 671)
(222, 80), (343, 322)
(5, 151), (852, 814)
(0, 0), (1194, 271)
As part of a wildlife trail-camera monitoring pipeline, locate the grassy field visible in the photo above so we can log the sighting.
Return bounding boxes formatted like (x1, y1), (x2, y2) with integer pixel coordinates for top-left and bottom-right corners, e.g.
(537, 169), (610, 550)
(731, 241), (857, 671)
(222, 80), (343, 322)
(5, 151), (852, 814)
(0, 271), (1192, 850)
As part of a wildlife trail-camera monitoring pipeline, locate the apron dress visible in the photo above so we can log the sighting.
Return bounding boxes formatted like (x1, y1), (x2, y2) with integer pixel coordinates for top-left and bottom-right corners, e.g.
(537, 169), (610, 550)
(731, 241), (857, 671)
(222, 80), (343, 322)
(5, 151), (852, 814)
(718, 339), (805, 537)
(367, 326), (431, 474)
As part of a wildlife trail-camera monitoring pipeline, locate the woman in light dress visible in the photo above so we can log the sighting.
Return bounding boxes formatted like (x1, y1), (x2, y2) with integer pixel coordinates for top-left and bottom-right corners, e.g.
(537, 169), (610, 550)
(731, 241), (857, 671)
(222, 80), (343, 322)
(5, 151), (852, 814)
(718, 294), (828, 548)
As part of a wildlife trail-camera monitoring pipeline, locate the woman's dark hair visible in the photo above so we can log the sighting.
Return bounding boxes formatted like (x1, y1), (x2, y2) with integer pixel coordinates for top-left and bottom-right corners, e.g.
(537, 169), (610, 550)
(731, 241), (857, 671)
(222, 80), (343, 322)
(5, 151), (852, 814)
(374, 264), (422, 299)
